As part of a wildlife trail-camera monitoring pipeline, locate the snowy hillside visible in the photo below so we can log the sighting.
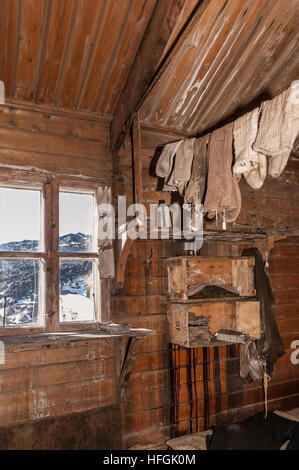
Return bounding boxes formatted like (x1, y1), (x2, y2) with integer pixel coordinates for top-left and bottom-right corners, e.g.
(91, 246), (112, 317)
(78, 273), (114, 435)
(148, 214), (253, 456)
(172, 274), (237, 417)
(0, 233), (94, 326)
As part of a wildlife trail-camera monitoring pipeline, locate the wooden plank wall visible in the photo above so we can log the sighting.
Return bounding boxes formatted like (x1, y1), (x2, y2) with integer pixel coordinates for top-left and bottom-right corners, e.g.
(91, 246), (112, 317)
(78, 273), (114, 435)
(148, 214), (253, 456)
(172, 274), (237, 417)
(0, 104), (118, 446)
(0, 105), (112, 178)
(0, 102), (298, 447)
(0, 337), (117, 427)
(112, 238), (182, 448)
(112, 144), (299, 449)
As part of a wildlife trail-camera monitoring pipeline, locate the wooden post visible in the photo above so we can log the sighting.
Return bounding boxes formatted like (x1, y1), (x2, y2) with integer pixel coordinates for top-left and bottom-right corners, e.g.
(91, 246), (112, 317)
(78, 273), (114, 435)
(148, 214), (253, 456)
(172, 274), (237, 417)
(132, 111), (143, 205)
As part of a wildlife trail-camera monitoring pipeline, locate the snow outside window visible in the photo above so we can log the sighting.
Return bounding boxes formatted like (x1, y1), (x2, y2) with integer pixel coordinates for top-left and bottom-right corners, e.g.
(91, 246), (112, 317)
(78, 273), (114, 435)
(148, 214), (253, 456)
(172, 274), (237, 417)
(58, 190), (100, 323)
(0, 185), (45, 327)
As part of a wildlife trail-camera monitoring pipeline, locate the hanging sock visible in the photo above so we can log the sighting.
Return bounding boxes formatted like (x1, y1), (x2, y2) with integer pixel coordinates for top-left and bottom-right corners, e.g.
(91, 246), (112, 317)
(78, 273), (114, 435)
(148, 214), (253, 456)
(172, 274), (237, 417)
(203, 122), (241, 224)
(243, 154), (267, 190)
(165, 138), (196, 194)
(233, 108), (267, 189)
(156, 140), (183, 179)
(185, 134), (210, 205)
(185, 134), (210, 230)
(253, 82), (299, 178)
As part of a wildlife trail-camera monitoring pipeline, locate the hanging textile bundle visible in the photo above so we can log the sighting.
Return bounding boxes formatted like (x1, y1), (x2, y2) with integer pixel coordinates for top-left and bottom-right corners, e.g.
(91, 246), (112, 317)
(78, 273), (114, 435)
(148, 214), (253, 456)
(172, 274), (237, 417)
(163, 138), (196, 194)
(203, 122), (241, 223)
(253, 81), (299, 178)
(239, 248), (285, 383)
(184, 134), (209, 231)
(156, 140), (183, 179)
(185, 133), (210, 206)
(233, 108), (267, 189)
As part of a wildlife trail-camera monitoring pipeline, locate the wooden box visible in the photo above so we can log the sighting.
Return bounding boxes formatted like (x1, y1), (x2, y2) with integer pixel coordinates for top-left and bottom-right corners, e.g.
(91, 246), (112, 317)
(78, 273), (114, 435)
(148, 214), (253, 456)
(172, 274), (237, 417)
(167, 299), (260, 348)
(166, 256), (255, 300)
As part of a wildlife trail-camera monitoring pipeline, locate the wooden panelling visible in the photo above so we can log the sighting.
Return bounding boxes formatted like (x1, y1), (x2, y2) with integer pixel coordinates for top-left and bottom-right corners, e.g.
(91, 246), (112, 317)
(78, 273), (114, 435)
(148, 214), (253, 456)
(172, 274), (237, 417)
(35, 0), (77, 104)
(1, 1), (298, 146)
(112, 141), (299, 448)
(110, 0), (190, 151)
(14, 0), (48, 101)
(140, 0), (299, 136)
(0, 337), (118, 427)
(0, 105), (108, 139)
(0, 405), (122, 450)
(0, 0), (19, 97)
(0, 105), (112, 178)
(55, 0), (107, 109)
(0, 0), (156, 119)
(0, 0), (298, 451)
(82, 0), (157, 114)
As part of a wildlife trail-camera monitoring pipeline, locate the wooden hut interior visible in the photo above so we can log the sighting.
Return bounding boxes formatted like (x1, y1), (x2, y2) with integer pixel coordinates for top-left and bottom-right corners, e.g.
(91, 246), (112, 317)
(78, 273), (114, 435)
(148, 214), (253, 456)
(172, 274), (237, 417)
(0, 0), (299, 451)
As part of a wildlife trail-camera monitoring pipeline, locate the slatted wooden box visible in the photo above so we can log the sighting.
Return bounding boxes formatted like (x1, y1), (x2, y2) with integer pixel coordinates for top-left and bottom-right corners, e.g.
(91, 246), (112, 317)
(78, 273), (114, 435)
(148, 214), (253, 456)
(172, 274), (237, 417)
(167, 299), (260, 348)
(166, 256), (255, 301)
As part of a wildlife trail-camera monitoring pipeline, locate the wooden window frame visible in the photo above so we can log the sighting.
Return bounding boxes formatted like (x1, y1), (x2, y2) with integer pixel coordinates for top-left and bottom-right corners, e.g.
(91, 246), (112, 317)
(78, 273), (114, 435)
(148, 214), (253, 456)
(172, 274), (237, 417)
(0, 170), (110, 336)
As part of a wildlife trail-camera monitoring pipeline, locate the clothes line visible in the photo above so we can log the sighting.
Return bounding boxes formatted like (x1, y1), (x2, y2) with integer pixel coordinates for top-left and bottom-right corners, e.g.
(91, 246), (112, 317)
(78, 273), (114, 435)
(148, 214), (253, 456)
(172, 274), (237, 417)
(155, 81), (299, 228)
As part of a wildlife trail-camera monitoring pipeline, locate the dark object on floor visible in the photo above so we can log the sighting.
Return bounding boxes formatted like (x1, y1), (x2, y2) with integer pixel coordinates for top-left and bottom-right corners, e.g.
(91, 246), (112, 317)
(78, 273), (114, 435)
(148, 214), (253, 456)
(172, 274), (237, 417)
(286, 426), (299, 450)
(240, 248), (285, 382)
(206, 412), (299, 450)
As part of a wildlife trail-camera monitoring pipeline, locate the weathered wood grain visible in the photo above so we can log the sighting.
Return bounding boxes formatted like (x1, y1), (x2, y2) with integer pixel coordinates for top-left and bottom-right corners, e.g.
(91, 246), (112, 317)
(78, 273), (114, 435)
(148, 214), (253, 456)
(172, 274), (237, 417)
(110, 0), (189, 151)
(0, 105), (112, 178)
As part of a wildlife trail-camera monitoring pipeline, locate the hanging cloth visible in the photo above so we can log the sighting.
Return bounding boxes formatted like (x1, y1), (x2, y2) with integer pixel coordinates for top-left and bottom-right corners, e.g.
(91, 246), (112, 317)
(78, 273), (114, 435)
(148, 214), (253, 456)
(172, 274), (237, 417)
(96, 186), (115, 279)
(233, 108), (267, 189)
(156, 140), (183, 179)
(240, 248), (285, 383)
(203, 122), (241, 223)
(253, 82), (299, 178)
(163, 138), (196, 194)
(185, 134), (210, 206)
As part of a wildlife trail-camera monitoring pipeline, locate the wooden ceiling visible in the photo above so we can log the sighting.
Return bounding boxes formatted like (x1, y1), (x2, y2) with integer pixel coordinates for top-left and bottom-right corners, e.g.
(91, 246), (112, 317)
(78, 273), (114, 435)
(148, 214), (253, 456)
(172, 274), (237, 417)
(0, 0), (156, 116)
(1, 0), (299, 145)
(140, 0), (299, 135)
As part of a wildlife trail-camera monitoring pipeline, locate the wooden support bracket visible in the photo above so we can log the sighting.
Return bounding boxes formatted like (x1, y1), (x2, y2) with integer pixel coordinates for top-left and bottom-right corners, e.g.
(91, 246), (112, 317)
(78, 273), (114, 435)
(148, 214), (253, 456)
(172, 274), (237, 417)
(117, 336), (143, 402)
(256, 235), (287, 262)
(116, 236), (135, 287)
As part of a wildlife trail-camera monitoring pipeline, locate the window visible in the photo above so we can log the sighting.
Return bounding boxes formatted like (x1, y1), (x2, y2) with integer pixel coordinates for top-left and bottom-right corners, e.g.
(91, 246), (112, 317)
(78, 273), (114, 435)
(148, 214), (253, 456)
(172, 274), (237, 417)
(0, 179), (102, 332)
(59, 190), (100, 323)
(0, 185), (45, 327)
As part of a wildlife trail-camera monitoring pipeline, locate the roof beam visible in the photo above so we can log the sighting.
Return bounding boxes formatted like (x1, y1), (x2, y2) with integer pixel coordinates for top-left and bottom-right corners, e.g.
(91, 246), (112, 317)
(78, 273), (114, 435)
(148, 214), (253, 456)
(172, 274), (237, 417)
(110, 0), (198, 152)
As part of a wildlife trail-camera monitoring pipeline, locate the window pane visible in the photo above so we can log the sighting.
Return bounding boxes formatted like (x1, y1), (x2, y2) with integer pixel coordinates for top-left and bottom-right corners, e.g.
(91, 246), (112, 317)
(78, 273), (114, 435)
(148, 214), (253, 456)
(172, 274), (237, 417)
(0, 259), (43, 326)
(59, 259), (96, 322)
(59, 192), (94, 252)
(0, 187), (42, 252)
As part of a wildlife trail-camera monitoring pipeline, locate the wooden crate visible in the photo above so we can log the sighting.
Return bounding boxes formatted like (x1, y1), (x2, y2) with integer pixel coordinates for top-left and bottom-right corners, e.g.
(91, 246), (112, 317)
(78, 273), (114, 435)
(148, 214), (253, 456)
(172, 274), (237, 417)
(166, 256), (255, 300)
(167, 299), (260, 348)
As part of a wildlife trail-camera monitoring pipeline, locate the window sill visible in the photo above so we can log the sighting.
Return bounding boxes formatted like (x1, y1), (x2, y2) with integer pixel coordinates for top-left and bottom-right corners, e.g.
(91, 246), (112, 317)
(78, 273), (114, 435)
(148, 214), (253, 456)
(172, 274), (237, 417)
(0, 327), (153, 351)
